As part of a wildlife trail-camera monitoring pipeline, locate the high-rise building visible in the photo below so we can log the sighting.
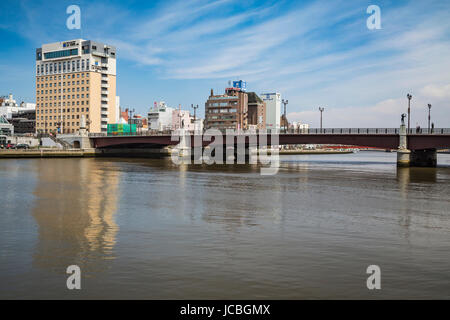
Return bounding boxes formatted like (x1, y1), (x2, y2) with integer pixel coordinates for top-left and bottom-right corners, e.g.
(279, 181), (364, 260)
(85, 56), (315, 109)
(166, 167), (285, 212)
(35, 39), (117, 134)
(205, 88), (248, 131)
(261, 92), (281, 133)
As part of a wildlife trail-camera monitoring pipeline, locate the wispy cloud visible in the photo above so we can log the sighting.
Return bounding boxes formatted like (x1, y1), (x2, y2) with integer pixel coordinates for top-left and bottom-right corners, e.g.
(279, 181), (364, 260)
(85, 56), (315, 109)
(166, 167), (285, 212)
(1, 0), (450, 125)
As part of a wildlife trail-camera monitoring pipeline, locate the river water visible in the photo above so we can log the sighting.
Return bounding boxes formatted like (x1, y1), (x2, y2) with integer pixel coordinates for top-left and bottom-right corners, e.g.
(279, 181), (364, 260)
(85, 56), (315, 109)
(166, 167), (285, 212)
(0, 152), (449, 299)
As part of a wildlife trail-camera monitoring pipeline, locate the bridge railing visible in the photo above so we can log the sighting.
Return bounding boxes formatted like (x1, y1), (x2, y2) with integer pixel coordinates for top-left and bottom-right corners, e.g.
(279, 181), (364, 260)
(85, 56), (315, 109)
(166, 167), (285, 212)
(283, 128), (450, 134)
(88, 128), (450, 137)
(293, 128), (399, 134)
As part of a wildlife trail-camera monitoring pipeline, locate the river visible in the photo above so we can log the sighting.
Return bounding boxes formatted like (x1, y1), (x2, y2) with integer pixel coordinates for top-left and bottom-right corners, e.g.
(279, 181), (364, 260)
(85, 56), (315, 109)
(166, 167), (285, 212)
(1, 152), (449, 299)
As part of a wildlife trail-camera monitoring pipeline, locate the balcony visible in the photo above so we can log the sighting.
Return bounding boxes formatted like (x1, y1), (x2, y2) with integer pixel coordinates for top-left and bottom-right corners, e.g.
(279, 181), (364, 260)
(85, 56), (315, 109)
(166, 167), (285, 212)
(101, 83), (109, 88)
(101, 96), (109, 102)
(101, 109), (109, 116)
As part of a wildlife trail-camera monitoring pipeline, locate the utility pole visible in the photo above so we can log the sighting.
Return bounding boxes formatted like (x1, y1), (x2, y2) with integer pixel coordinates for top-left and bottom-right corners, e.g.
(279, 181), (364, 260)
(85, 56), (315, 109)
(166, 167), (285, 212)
(407, 93), (412, 133)
(319, 107), (324, 133)
(427, 103), (432, 133)
(282, 99), (288, 133)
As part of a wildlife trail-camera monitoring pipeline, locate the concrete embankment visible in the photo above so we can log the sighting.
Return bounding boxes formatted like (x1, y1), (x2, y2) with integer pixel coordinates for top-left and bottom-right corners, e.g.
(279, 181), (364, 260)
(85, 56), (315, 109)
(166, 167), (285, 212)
(0, 148), (97, 158)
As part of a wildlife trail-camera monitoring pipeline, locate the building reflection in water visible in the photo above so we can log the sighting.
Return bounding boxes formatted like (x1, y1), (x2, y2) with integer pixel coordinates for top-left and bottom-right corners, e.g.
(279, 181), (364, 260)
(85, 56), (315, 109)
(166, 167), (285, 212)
(32, 159), (120, 273)
(396, 167), (438, 239)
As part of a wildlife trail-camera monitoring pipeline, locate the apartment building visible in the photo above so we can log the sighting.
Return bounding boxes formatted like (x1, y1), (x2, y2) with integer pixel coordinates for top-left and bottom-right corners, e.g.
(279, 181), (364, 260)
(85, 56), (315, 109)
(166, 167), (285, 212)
(35, 39), (117, 134)
(205, 88), (248, 131)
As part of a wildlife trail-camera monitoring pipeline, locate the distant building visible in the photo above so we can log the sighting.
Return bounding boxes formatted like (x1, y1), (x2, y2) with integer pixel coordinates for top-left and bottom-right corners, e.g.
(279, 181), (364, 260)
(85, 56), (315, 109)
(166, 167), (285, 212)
(9, 110), (36, 134)
(148, 101), (173, 131)
(0, 94), (36, 134)
(172, 108), (192, 130)
(261, 92), (281, 133)
(205, 88), (248, 131)
(121, 108), (129, 123)
(191, 118), (204, 133)
(129, 114), (148, 132)
(0, 93), (36, 119)
(0, 115), (14, 135)
(247, 92), (266, 130)
(291, 121), (309, 133)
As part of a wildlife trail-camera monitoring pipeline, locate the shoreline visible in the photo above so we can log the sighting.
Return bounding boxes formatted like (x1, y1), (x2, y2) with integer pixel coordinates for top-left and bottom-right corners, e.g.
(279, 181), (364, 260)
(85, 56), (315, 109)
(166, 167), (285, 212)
(0, 149), (96, 158)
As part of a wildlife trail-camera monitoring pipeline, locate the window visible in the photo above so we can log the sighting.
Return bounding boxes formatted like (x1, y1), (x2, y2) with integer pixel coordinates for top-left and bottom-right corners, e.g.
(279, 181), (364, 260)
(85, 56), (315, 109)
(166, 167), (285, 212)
(44, 48), (78, 59)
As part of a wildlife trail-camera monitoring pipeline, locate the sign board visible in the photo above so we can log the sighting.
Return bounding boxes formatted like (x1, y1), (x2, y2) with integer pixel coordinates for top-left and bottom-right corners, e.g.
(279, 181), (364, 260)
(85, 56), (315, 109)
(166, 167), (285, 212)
(232, 80), (247, 92)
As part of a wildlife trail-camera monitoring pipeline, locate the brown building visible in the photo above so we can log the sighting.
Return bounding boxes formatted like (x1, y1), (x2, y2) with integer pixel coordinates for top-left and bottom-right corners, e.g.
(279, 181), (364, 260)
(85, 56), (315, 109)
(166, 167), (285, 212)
(247, 92), (266, 130)
(35, 39), (117, 134)
(205, 88), (248, 131)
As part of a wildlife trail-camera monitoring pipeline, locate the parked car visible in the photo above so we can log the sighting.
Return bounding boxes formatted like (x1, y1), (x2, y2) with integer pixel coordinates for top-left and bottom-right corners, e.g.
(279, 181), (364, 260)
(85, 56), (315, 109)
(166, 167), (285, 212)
(6, 143), (16, 149)
(16, 144), (30, 149)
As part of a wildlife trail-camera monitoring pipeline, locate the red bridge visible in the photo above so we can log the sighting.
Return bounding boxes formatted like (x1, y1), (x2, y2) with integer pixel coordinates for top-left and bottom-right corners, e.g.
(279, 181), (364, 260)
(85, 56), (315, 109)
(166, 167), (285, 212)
(90, 128), (450, 151)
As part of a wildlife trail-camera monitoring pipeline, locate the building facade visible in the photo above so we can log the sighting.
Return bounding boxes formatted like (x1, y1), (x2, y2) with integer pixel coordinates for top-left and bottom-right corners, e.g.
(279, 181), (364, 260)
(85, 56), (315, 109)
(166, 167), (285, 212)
(172, 108), (192, 131)
(247, 92), (266, 130)
(0, 115), (14, 135)
(0, 94), (36, 119)
(205, 88), (248, 131)
(35, 39), (117, 134)
(147, 101), (173, 131)
(261, 92), (281, 133)
(9, 110), (36, 134)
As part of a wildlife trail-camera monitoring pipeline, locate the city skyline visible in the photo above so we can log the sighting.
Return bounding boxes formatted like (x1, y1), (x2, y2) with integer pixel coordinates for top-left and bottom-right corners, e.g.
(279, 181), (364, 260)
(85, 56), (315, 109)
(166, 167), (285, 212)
(1, 0), (450, 128)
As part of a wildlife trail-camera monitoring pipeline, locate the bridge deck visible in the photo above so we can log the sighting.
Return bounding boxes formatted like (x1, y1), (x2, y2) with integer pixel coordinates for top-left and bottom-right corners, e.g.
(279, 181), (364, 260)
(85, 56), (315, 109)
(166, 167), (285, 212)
(90, 129), (450, 150)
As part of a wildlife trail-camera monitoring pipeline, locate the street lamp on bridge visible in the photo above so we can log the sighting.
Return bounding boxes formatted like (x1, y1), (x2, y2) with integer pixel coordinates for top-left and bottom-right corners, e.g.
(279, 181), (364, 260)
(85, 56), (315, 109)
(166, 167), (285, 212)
(319, 107), (324, 133)
(282, 99), (288, 133)
(427, 103), (432, 133)
(407, 93), (412, 133)
(191, 104), (198, 131)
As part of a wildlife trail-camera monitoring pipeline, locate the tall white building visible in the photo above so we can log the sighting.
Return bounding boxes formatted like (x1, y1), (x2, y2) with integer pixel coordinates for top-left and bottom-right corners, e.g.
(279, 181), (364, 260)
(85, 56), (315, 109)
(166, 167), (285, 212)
(148, 101), (173, 131)
(261, 92), (281, 133)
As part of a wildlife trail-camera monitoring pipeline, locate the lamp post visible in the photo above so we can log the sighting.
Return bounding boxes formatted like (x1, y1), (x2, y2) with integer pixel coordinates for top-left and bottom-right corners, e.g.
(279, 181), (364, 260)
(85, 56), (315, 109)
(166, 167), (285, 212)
(282, 99), (288, 133)
(128, 108), (135, 135)
(427, 103), (432, 133)
(191, 104), (198, 132)
(407, 94), (412, 133)
(319, 107), (324, 133)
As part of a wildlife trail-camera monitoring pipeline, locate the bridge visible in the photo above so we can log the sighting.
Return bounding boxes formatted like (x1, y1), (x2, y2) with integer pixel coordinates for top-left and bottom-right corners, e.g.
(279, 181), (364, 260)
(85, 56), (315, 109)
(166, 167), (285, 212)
(85, 127), (450, 167)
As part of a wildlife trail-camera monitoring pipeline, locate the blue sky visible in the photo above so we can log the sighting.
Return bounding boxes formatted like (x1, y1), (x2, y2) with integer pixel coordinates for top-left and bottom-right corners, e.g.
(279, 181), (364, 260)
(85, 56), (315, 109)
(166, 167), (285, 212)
(1, 0), (449, 127)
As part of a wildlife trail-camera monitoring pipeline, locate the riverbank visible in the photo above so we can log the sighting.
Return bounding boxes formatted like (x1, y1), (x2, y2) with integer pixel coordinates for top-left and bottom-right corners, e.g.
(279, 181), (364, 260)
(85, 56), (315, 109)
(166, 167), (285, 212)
(0, 148), (96, 158)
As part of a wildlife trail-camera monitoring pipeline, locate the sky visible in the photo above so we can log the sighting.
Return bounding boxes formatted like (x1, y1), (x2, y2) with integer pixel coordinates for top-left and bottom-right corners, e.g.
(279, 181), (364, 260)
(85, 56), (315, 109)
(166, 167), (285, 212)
(1, 0), (449, 127)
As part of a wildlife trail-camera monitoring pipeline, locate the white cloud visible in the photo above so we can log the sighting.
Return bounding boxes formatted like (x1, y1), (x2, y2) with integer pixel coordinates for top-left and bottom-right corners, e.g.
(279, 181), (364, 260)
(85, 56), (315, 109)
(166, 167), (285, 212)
(288, 83), (450, 128)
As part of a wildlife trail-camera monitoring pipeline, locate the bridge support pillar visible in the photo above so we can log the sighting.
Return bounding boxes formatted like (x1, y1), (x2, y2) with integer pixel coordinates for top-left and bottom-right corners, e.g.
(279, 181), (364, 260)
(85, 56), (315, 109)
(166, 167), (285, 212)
(397, 149), (411, 167)
(397, 123), (411, 167)
(410, 149), (437, 167)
